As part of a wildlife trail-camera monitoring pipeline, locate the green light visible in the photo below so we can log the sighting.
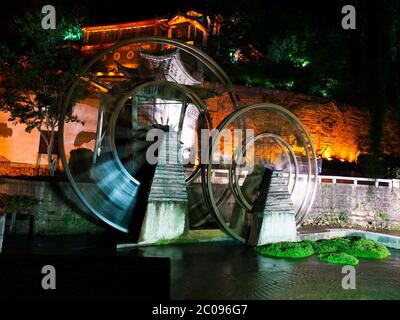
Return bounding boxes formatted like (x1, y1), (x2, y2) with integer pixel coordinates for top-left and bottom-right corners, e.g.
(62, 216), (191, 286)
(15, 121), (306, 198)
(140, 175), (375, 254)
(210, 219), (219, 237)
(285, 80), (295, 89)
(63, 25), (83, 41)
(320, 89), (328, 97)
(287, 54), (310, 68)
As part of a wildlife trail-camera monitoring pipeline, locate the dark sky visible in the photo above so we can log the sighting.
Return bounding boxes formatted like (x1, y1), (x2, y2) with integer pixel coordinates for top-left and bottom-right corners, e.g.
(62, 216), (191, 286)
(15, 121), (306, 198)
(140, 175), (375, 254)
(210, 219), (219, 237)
(0, 0), (208, 42)
(0, 0), (344, 42)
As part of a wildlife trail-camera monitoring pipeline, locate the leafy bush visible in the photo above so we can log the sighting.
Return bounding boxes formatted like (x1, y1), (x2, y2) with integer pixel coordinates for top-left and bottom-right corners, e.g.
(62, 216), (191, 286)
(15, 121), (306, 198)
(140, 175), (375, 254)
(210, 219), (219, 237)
(255, 237), (392, 265)
(345, 238), (391, 259)
(312, 240), (339, 254)
(255, 241), (315, 259)
(317, 252), (359, 266)
(330, 237), (352, 251)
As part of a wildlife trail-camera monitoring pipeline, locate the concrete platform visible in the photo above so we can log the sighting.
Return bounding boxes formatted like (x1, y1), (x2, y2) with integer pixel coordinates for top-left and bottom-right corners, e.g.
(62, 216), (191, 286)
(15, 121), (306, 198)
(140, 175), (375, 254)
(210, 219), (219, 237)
(117, 229), (235, 250)
(118, 228), (400, 250)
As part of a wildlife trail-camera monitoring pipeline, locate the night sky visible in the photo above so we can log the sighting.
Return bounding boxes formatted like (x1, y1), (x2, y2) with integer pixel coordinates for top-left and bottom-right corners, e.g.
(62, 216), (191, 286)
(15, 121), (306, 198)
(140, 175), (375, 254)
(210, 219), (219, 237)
(0, 0), (349, 42)
(0, 0), (205, 41)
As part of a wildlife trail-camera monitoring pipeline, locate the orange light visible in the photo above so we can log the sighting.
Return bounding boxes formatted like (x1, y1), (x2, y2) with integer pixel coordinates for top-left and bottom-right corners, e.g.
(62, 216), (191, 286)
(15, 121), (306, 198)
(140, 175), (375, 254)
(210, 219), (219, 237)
(82, 19), (168, 33)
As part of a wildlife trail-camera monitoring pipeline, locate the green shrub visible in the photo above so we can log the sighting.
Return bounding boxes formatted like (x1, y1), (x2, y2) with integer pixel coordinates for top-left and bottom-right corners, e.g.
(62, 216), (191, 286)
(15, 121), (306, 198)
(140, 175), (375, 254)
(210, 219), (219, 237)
(255, 237), (392, 265)
(317, 252), (359, 266)
(331, 237), (352, 251)
(312, 240), (339, 254)
(345, 238), (391, 259)
(255, 241), (315, 259)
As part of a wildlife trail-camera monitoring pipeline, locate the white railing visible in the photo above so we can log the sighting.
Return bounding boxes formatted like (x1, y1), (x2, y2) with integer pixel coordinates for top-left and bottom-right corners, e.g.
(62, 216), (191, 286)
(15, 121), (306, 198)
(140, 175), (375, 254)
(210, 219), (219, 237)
(188, 168), (400, 189)
(317, 175), (400, 189)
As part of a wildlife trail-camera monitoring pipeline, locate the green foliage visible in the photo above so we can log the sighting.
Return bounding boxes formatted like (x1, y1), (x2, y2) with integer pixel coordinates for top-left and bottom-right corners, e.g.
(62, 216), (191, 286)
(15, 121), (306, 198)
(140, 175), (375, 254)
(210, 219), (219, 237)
(345, 238), (391, 259)
(0, 12), (89, 174)
(378, 211), (387, 220)
(255, 241), (315, 259)
(63, 25), (83, 41)
(317, 252), (359, 266)
(339, 212), (349, 223)
(0, 193), (36, 214)
(0, 12), (87, 131)
(312, 239), (339, 254)
(312, 238), (352, 254)
(330, 238), (352, 251)
(256, 237), (392, 265)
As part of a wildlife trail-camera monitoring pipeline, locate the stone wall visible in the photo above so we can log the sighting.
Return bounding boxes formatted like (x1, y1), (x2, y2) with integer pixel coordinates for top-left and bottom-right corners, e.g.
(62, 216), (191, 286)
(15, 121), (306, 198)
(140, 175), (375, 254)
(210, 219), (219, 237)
(0, 176), (399, 235)
(0, 178), (105, 235)
(206, 86), (400, 161)
(0, 161), (49, 177)
(1, 86), (400, 178)
(305, 182), (400, 230)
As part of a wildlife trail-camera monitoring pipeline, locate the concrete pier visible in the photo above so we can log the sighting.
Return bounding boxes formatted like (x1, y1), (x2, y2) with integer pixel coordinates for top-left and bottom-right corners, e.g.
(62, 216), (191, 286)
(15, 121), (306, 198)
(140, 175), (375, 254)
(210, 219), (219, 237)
(139, 130), (188, 243)
(248, 170), (297, 245)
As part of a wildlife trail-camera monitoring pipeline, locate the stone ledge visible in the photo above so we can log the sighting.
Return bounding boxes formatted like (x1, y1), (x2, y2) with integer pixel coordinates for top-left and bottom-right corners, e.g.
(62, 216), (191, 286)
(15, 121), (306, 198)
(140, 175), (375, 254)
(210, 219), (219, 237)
(299, 228), (400, 249)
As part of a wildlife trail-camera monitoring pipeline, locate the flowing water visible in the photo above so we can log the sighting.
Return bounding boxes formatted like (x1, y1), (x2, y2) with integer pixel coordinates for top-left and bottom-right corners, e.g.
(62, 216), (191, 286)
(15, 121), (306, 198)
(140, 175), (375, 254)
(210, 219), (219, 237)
(137, 242), (400, 300)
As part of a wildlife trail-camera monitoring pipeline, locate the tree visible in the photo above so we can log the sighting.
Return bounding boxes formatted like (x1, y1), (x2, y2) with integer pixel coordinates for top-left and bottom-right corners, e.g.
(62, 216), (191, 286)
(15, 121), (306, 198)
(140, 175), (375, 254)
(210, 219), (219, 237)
(0, 12), (88, 175)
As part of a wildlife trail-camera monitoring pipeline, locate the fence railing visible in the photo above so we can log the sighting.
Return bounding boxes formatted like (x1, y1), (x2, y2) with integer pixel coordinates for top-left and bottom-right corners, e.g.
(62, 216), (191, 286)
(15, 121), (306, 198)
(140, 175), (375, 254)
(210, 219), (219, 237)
(189, 168), (400, 189)
(317, 175), (400, 189)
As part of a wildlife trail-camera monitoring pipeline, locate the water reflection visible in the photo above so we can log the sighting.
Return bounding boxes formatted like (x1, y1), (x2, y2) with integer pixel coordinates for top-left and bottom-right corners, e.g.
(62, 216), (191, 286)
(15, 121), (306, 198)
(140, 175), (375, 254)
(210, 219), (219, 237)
(133, 242), (400, 300)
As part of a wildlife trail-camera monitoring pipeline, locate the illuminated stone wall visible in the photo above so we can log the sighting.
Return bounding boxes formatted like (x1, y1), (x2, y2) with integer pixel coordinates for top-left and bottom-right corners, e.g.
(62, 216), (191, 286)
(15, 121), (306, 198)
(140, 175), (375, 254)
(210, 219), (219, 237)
(0, 95), (99, 176)
(207, 86), (400, 162)
(0, 87), (399, 177)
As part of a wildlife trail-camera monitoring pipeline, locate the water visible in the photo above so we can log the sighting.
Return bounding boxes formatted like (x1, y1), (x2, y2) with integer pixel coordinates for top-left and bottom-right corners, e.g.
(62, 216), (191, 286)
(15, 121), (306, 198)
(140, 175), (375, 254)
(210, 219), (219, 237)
(5, 236), (400, 299)
(136, 242), (400, 300)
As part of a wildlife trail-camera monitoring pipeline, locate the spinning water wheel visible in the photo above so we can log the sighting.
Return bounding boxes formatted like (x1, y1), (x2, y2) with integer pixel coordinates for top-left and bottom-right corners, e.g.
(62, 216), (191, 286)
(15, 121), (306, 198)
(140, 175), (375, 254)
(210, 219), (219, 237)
(59, 37), (238, 233)
(203, 103), (318, 243)
(59, 37), (317, 243)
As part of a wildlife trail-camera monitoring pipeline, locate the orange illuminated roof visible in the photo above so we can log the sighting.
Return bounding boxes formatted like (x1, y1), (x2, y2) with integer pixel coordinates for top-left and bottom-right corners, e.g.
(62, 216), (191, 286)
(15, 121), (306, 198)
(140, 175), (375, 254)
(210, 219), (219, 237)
(82, 18), (168, 33)
(168, 15), (207, 34)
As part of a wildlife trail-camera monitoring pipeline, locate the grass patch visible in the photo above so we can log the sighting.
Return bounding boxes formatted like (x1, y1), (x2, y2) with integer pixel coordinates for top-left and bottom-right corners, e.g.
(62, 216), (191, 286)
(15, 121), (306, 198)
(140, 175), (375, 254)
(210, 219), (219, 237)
(317, 252), (359, 266)
(345, 238), (391, 259)
(255, 241), (314, 259)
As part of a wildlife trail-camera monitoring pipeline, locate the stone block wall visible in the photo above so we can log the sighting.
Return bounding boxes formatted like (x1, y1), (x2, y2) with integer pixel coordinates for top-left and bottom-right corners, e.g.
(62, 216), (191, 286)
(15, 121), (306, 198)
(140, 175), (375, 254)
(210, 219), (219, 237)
(0, 162), (49, 177)
(0, 178), (105, 235)
(305, 183), (400, 230)
(205, 86), (400, 161)
(0, 177), (399, 235)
